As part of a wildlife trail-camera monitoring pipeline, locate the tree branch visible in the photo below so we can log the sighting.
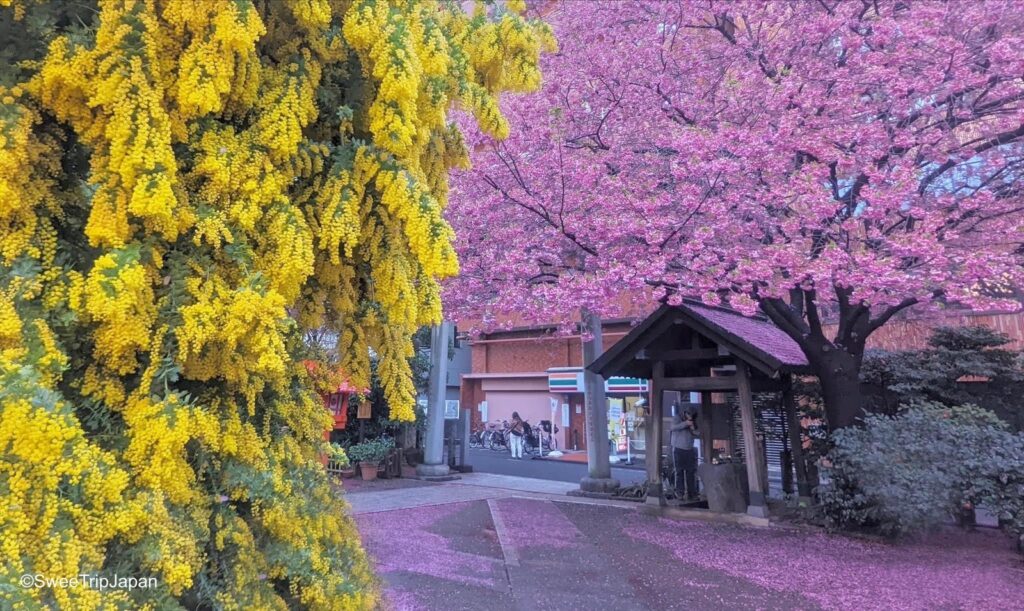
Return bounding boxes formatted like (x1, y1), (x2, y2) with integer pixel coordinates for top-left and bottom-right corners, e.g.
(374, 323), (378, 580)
(760, 296), (812, 346)
(804, 288), (824, 339)
(866, 295), (932, 336)
(481, 173), (599, 257)
(919, 123), (1024, 195)
(834, 284), (868, 346)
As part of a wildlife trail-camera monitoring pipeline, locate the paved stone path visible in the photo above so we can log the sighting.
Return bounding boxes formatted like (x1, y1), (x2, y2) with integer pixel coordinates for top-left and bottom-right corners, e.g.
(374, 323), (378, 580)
(349, 474), (1024, 611)
(347, 472), (632, 515)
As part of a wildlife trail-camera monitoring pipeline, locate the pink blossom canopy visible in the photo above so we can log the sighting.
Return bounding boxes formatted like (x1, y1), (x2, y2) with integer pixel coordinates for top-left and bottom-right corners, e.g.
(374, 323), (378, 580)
(445, 0), (1024, 334)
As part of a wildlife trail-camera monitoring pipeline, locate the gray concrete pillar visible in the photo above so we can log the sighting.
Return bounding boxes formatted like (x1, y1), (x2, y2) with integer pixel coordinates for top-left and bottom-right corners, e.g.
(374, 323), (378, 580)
(417, 322), (452, 478)
(579, 310), (619, 494)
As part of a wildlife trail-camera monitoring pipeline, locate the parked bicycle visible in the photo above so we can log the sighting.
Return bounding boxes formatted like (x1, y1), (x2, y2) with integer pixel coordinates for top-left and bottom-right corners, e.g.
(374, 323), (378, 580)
(521, 420), (539, 455)
(656, 452), (676, 499)
(538, 419), (559, 452)
(522, 420), (559, 455)
(482, 420), (509, 450)
(469, 426), (485, 449)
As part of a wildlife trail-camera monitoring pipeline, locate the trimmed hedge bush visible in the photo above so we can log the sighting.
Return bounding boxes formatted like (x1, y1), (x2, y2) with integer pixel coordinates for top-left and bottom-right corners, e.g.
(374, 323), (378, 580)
(821, 402), (1024, 540)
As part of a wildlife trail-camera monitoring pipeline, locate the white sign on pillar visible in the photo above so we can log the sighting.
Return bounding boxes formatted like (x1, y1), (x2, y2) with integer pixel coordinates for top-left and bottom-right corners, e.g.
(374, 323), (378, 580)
(479, 400), (488, 422)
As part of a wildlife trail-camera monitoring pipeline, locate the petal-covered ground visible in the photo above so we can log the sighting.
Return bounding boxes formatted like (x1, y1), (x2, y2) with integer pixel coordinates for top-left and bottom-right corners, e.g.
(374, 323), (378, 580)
(355, 495), (1024, 611)
(623, 510), (1023, 610)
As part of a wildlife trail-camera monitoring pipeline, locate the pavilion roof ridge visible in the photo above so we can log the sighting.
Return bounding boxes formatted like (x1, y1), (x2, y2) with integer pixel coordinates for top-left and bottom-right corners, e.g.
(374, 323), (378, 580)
(588, 302), (811, 381)
(674, 297), (772, 322)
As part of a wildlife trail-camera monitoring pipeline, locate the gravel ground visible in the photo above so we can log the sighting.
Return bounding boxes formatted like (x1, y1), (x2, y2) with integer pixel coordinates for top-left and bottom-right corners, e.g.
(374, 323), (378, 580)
(355, 496), (1024, 611)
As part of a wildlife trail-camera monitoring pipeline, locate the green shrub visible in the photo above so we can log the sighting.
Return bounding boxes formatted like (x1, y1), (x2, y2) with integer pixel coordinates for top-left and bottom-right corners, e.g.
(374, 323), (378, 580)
(860, 326), (1024, 430)
(821, 402), (1024, 539)
(325, 443), (350, 468)
(347, 438), (395, 464)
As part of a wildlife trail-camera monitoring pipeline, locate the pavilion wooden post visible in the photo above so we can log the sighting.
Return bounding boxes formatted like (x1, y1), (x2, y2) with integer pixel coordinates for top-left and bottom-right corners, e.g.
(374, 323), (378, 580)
(693, 333), (714, 466)
(699, 391), (713, 465)
(735, 361), (769, 518)
(645, 361), (666, 506)
(724, 405), (735, 457)
(783, 380), (812, 503)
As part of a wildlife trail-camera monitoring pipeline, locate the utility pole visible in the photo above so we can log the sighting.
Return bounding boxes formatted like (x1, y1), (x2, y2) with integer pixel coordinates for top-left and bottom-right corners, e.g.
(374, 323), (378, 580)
(578, 309), (619, 494)
(416, 321), (453, 479)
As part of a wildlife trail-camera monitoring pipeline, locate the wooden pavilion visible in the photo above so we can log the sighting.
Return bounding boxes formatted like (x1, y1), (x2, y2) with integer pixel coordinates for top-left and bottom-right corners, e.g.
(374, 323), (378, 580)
(588, 300), (813, 517)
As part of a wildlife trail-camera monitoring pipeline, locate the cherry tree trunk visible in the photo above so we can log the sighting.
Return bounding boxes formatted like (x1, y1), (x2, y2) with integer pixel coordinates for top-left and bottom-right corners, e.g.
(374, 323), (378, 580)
(810, 347), (864, 430)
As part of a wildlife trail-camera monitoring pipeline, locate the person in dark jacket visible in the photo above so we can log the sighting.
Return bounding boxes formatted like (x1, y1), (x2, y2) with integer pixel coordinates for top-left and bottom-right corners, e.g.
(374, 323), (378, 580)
(670, 404), (699, 500)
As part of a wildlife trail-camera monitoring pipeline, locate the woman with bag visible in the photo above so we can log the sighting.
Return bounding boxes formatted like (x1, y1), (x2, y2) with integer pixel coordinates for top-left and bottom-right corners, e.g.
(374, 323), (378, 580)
(509, 411), (525, 459)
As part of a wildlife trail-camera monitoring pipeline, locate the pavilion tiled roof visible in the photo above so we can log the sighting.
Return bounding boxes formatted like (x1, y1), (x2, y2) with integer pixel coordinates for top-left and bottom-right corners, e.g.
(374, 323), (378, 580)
(682, 301), (809, 369)
(589, 300), (813, 379)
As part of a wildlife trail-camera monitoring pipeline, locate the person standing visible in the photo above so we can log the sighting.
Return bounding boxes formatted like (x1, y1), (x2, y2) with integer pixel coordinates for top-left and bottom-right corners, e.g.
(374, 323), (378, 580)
(509, 411), (525, 459)
(670, 405), (700, 500)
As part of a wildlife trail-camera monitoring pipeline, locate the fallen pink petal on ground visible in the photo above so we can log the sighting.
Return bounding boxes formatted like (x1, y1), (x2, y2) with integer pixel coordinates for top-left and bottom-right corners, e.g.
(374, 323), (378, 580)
(352, 482), (1024, 611)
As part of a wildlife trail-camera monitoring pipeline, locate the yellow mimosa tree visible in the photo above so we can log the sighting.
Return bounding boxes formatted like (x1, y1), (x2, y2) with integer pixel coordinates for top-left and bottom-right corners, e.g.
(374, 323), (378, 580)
(0, 0), (553, 608)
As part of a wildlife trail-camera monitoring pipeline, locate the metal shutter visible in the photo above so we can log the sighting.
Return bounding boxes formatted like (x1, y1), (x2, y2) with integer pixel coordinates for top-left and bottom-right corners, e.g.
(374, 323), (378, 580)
(728, 393), (791, 498)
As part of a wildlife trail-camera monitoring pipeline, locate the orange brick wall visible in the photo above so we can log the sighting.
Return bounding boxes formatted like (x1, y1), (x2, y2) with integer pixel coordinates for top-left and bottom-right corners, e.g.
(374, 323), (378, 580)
(470, 343), (487, 372)
(824, 311), (1024, 351)
(468, 325), (634, 374)
(461, 378), (485, 432)
(480, 338), (569, 373)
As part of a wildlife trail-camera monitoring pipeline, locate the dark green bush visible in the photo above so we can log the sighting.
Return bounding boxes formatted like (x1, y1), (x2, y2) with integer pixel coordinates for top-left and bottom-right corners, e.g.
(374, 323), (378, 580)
(860, 326), (1024, 430)
(821, 402), (1024, 539)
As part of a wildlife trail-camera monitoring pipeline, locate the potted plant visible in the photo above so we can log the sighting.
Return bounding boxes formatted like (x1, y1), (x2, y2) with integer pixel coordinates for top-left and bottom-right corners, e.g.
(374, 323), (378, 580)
(325, 443), (354, 478)
(347, 438), (394, 481)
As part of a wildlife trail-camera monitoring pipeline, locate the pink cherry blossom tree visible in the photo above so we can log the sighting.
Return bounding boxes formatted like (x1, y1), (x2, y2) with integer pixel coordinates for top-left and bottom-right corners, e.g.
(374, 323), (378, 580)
(444, 0), (1024, 430)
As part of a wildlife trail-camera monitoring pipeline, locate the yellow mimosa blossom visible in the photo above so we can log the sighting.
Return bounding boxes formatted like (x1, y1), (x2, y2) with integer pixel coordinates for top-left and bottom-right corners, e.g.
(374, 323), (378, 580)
(0, 0), (550, 607)
(82, 251), (158, 375)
